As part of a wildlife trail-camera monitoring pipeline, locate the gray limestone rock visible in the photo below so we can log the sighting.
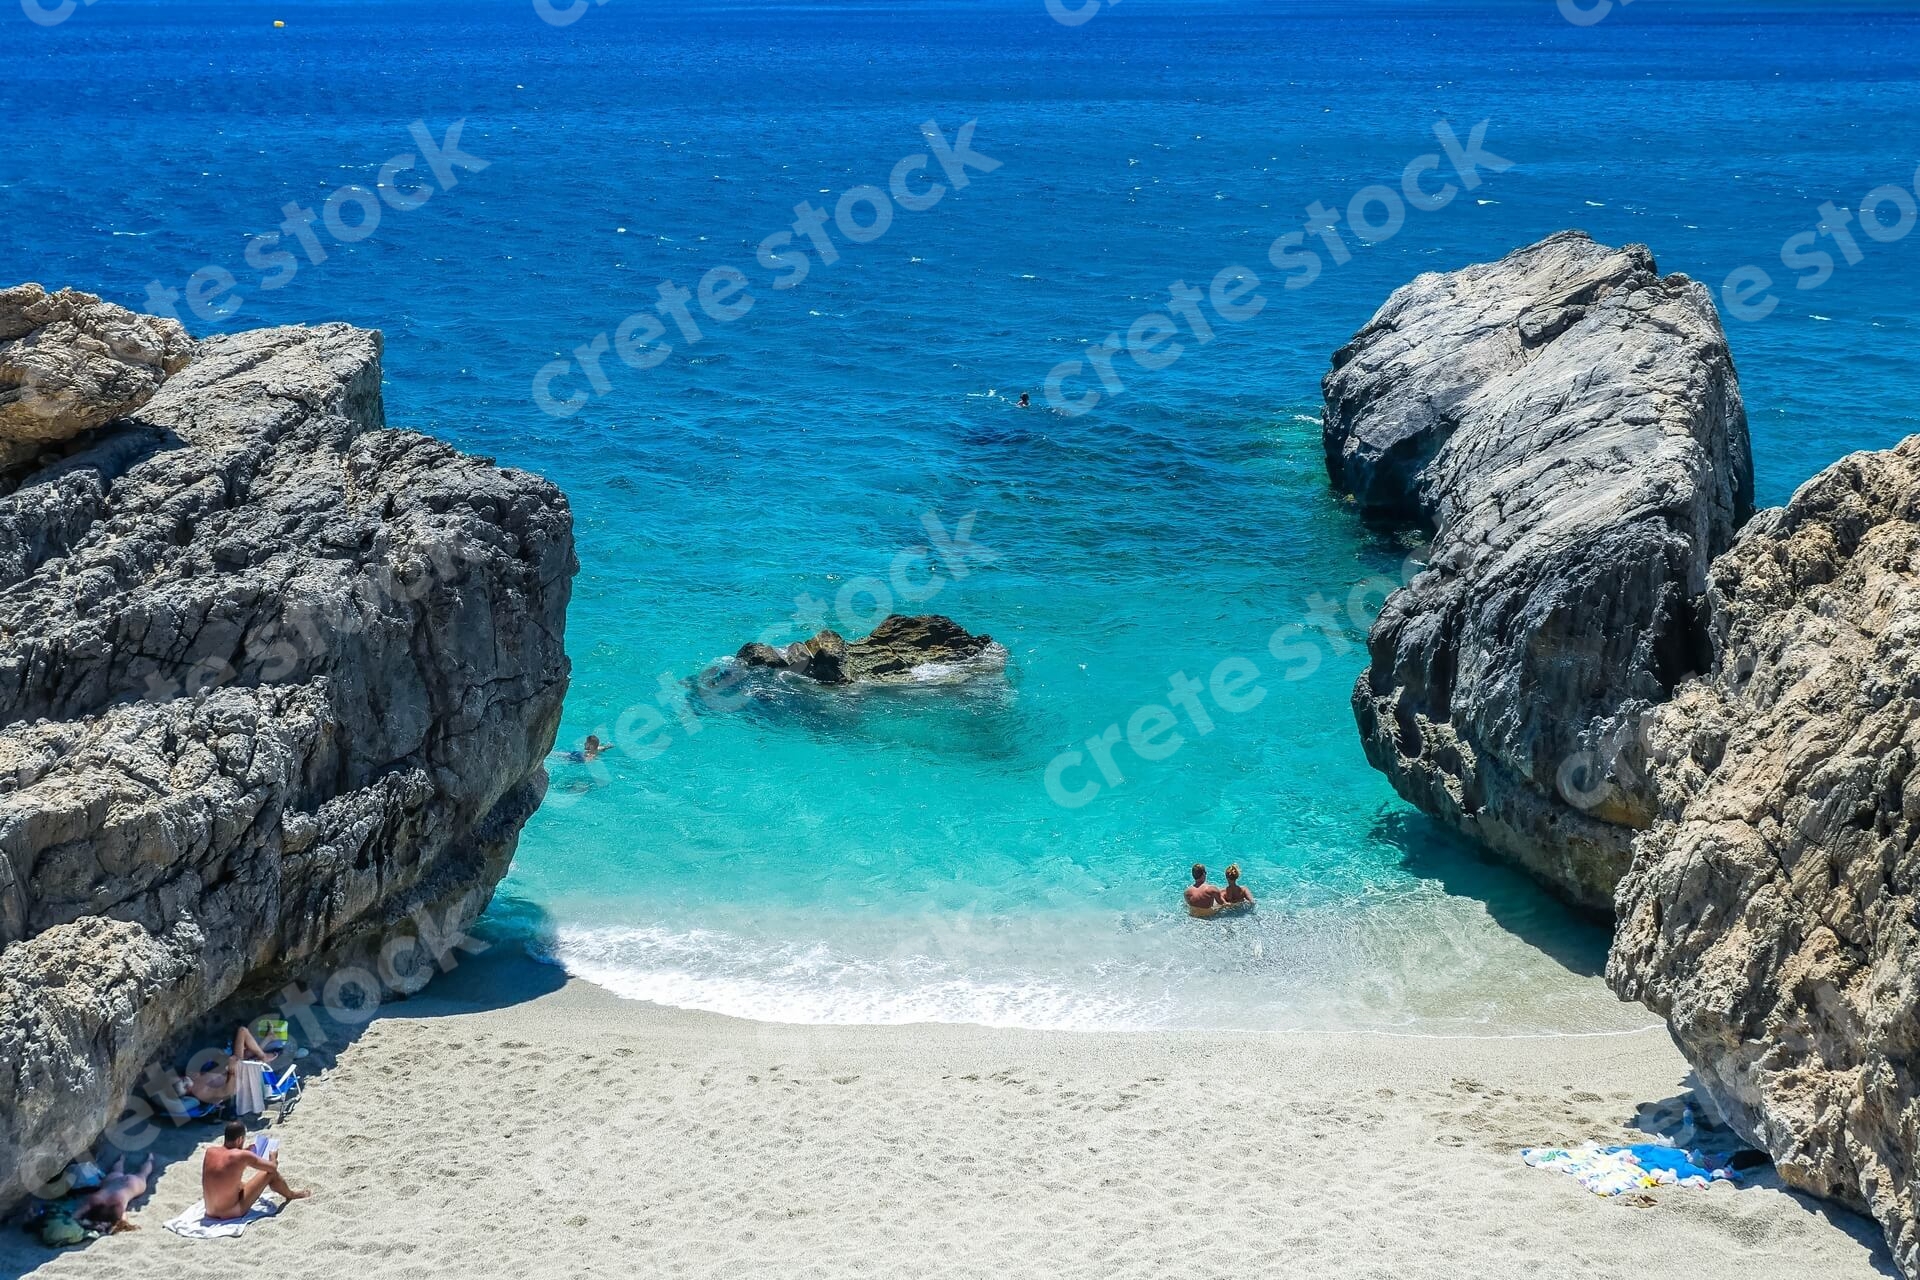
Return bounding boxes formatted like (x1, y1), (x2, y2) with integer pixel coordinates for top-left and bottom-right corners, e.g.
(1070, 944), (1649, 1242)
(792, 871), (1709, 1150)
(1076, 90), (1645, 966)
(0, 317), (573, 1207)
(735, 615), (1004, 686)
(1326, 231), (1752, 909)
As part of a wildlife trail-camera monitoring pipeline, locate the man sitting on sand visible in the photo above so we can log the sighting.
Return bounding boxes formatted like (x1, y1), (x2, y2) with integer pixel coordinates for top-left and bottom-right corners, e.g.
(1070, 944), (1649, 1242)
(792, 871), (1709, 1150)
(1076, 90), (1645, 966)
(202, 1120), (310, 1220)
(1219, 863), (1255, 911)
(1185, 863), (1225, 917)
(75, 1154), (155, 1234)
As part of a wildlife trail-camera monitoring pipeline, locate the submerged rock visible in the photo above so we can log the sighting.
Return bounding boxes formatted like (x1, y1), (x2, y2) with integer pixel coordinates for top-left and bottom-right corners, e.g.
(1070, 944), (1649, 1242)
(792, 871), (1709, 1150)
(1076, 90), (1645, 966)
(1610, 436), (1920, 1279)
(735, 615), (1005, 686)
(1326, 231), (1752, 909)
(0, 316), (574, 1206)
(0, 284), (194, 471)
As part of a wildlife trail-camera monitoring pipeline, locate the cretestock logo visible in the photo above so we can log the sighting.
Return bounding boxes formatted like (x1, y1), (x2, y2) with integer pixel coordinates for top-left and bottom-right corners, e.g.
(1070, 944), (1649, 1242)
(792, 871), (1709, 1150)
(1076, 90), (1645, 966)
(1720, 170), (1920, 322)
(142, 121), (488, 326)
(1558, 0), (1635, 26)
(1046, 0), (1112, 27)
(534, 120), (998, 417)
(20, 0), (96, 27)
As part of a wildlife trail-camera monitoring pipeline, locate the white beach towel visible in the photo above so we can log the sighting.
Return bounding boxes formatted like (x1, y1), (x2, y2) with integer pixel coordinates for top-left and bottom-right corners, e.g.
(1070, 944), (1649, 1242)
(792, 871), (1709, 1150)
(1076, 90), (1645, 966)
(233, 1060), (267, 1117)
(162, 1197), (281, 1239)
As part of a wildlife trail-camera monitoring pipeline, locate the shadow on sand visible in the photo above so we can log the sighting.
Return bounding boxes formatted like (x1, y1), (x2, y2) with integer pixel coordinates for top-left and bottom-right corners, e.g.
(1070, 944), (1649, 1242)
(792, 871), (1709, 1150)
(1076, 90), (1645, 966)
(1368, 808), (1611, 979)
(0, 899), (567, 1277)
(1626, 1083), (1899, 1277)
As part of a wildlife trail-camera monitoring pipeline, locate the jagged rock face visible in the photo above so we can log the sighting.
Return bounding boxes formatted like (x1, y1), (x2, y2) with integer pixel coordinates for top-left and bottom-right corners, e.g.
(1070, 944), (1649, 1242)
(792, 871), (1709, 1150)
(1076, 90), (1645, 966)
(1326, 231), (1753, 909)
(0, 284), (194, 471)
(736, 615), (1004, 685)
(0, 320), (574, 1206)
(1610, 437), (1920, 1280)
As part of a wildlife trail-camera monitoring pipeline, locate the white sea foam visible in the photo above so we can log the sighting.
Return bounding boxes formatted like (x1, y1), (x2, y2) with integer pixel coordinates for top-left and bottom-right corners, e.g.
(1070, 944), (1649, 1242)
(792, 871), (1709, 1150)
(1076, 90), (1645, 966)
(538, 923), (1165, 1031)
(528, 892), (1656, 1037)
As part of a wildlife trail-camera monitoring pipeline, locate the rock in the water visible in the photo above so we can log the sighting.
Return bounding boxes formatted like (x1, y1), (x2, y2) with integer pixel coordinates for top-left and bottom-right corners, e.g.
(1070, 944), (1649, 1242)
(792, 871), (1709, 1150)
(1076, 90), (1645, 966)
(0, 320), (574, 1206)
(1326, 231), (1753, 909)
(1610, 436), (1920, 1280)
(736, 615), (1004, 685)
(0, 284), (194, 471)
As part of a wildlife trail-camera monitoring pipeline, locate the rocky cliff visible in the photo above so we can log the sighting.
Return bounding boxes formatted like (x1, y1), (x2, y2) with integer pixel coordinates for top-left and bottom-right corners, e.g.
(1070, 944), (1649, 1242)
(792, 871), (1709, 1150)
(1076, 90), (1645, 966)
(1610, 437), (1920, 1279)
(1325, 231), (1753, 909)
(0, 294), (574, 1206)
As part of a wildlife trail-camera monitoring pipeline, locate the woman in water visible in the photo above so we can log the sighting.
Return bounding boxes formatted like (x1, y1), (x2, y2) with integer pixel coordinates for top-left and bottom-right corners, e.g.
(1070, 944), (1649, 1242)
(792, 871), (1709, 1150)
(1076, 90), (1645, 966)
(1219, 864), (1255, 911)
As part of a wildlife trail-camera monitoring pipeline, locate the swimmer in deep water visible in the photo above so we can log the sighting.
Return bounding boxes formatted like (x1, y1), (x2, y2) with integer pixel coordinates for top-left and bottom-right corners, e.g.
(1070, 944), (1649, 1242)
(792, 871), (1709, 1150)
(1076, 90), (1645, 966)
(1016, 392), (1030, 408)
(563, 734), (604, 764)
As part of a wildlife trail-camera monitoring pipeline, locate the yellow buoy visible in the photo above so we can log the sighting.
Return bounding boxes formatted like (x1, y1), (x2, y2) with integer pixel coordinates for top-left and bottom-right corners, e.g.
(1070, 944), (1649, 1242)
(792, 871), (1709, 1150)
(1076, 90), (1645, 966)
(273, 19), (285, 26)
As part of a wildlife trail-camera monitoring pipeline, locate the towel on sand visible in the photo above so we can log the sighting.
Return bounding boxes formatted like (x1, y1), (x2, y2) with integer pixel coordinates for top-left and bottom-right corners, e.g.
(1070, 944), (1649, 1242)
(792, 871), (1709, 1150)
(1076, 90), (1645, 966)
(234, 1060), (268, 1117)
(1522, 1143), (1738, 1197)
(162, 1198), (282, 1239)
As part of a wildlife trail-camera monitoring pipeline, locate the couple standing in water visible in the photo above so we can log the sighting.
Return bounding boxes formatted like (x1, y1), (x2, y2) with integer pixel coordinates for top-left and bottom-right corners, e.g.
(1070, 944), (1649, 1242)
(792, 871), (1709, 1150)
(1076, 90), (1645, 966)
(1184, 863), (1254, 918)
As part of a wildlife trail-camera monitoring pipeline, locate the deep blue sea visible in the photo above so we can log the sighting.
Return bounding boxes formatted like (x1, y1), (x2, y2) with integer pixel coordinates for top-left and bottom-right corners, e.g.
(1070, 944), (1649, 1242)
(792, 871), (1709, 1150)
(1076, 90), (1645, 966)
(9, 0), (1919, 1032)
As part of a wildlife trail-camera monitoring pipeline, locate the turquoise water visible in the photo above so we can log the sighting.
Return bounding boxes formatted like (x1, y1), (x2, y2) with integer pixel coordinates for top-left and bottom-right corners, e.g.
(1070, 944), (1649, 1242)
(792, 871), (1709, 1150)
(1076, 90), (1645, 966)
(10, 0), (1920, 1031)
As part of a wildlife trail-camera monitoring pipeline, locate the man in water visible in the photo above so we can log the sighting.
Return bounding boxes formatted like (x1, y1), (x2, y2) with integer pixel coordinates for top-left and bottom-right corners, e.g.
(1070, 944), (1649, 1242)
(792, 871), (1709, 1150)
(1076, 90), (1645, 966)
(1016, 392), (1030, 408)
(74, 1155), (155, 1234)
(202, 1120), (311, 1220)
(1184, 863), (1225, 917)
(564, 734), (603, 764)
(1220, 863), (1255, 910)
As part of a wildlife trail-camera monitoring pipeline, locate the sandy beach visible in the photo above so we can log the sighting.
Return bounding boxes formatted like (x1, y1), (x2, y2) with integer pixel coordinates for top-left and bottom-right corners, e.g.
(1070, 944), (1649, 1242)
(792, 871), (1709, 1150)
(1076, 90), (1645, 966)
(1, 948), (1892, 1280)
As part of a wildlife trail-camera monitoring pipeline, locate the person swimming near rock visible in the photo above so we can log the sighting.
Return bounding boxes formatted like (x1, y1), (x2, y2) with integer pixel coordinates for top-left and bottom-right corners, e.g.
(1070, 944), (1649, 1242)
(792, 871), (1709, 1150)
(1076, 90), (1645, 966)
(563, 734), (604, 764)
(1184, 863), (1226, 917)
(74, 1155), (154, 1234)
(1219, 863), (1255, 911)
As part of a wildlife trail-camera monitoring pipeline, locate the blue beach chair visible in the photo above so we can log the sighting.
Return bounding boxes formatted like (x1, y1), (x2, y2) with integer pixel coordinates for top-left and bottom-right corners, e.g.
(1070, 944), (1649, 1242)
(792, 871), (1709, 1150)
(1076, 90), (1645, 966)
(263, 1061), (302, 1120)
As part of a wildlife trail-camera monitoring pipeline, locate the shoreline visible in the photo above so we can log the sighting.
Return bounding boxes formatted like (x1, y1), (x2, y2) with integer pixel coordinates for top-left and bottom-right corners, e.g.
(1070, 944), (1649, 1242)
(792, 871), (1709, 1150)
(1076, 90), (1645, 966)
(4, 947), (1893, 1280)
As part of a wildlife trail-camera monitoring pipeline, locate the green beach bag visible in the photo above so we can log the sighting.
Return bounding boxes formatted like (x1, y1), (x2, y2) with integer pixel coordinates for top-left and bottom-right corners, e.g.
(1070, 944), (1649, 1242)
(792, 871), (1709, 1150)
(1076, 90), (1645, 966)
(38, 1211), (85, 1247)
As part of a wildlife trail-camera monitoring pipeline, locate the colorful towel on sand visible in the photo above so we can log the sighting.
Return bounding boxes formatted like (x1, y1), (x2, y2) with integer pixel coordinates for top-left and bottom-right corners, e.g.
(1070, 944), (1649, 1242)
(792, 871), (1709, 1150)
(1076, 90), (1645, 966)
(162, 1197), (282, 1239)
(1521, 1143), (1738, 1197)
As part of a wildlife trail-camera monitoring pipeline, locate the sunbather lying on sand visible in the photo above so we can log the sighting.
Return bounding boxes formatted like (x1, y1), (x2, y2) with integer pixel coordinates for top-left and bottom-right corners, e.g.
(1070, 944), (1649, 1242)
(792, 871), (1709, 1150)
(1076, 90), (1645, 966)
(202, 1121), (310, 1219)
(179, 1024), (276, 1104)
(75, 1155), (154, 1234)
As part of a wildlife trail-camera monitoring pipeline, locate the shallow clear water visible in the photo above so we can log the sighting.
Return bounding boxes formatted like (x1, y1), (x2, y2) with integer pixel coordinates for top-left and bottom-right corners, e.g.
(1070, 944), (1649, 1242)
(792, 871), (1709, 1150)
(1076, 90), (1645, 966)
(10, 0), (1920, 1032)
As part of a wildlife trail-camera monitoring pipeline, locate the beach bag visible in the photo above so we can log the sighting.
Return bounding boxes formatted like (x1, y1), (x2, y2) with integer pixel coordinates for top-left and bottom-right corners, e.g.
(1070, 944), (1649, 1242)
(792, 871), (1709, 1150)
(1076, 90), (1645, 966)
(63, 1161), (103, 1190)
(38, 1211), (85, 1247)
